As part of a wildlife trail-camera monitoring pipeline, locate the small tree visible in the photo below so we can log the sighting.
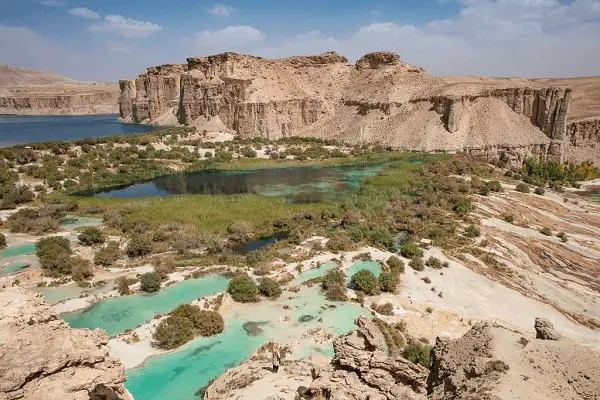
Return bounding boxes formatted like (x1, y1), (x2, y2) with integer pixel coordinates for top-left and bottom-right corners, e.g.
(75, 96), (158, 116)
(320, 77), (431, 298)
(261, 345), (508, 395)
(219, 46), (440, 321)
(140, 272), (161, 293)
(0, 233), (6, 250)
(78, 227), (105, 246)
(403, 342), (431, 368)
(324, 284), (348, 301)
(94, 241), (121, 266)
(379, 272), (399, 293)
(409, 257), (425, 271)
(387, 256), (405, 273)
(258, 278), (282, 299)
(515, 183), (530, 193)
(116, 276), (137, 295)
(228, 274), (259, 303)
(36, 236), (72, 276)
(425, 257), (443, 269)
(400, 243), (423, 258)
(70, 256), (94, 281)
(126, 236), (152, 258)
(351, 269), (379, 295)
(153, 315), (195, 350)
(322, 269), (346, 290)
(170, 304), (224, 337)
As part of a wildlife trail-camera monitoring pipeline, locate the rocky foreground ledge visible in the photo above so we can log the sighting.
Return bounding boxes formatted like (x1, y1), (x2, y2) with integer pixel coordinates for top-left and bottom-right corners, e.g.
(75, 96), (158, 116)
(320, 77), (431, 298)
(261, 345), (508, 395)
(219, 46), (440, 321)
(0, 287), (132, 400)
(205, 316), (600, 400)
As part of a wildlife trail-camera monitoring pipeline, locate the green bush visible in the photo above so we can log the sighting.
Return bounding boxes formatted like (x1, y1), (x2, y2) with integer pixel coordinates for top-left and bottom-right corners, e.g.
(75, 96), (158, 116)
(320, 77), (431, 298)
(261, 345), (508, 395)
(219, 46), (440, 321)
(534, 186), (545, 195)
(153, 315), (195, 350)
(372, 302), (394, 316)
(36, 236), (72, 276)
(78, 227), (105, 246)
(140, 272), (162, 293)
(379, 272), (399, 293)
(351, 269), (379, 295)
(515, 183), (530, 193)
(126, 236), (152, 258)
(503, 215), (515, 223)
(403, 342), (431, 368)
(369, 228), (394, 248)
(258, 278), (282, 299)
(387, 256), (405, 273)
(327, 233), (354, 252)
(94, 241), (121, 266)
(228, 274), (259, 303)
(400, 243), (423, 258)
(539, 227), (552, 236)
(170, 304), (224, 337)
(0, 233), (5, 250)
(322, 269), (346, 290)
(409, 257), (425, 271)
(452, 197), (472, 216)
(425, 257), (443, 269)
(463, 225), (481, 238)
(486, 180), (504, 192)
(324, 284), (348, 301)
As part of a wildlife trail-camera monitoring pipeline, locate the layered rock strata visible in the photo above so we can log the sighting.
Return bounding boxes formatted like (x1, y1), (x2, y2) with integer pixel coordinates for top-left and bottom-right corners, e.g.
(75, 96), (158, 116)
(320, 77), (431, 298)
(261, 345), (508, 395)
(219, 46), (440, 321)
(0, 288), (132, 400)
(117, 51), (597, 163)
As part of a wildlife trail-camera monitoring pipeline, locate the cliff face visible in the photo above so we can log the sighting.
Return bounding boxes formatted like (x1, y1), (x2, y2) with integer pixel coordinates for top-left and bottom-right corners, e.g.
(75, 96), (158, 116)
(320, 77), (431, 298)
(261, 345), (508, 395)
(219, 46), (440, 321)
(119, 51), (598, 163)
(0, 66), (119, 116)
(0, 287), (132, 400)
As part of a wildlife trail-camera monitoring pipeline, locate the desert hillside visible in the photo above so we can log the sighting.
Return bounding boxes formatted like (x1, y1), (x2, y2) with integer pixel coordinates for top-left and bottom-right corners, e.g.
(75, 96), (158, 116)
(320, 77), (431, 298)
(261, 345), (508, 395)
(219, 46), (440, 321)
(119, 52), (600, 165)
(0, 66), (119, 116)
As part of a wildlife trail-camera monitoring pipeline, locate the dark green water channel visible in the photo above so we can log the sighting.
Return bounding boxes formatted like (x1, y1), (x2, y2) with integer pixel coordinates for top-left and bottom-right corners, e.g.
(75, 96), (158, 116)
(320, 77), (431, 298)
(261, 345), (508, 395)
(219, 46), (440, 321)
(77, 164), (384, 203)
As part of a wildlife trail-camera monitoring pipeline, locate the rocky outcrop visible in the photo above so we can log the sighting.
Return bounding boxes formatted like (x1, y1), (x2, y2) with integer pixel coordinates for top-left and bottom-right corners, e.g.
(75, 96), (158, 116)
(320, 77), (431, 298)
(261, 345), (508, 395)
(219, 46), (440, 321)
(427, 321), (599, 400)
(118, 51), (600, 163)
(534, 317), (562, 340)
(0, 287), (132, 400)
(308, 316), (429, 400)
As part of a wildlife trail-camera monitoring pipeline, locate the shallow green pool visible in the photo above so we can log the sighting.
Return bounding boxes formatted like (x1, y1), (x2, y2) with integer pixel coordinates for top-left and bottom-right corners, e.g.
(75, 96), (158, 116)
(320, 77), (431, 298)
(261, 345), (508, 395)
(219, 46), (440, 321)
(126, 286), (369, 400)
(64, 276), (229, 335)
(346, 260), (383, 282)
(0, 262), (31, 276)
(292, 261), (337, 284)
(0, 243), (36, 258)
(59, 215), (103, 229)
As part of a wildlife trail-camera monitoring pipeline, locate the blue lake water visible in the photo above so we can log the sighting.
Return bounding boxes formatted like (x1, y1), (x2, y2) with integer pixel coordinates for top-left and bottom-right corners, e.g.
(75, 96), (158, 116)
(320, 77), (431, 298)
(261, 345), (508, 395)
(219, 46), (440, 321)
(0, 115), (158, 147)
(77, 164), (384, 204)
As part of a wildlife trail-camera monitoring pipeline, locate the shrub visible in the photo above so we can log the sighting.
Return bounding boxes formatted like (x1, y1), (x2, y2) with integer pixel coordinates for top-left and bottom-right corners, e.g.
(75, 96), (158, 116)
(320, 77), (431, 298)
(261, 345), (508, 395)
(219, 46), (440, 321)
(322, 269), (346, 290)
(557, 231), (568, 242)
(327, 233), (354, 252)
(116, 276), (137, 295)
(170, 304), (224, 337)
(369, 228), (394, 248)
(0, 233), (5, 250)
(78, 227), (105, 246)
(351, 269), (379, 295)
(379, 272), (399, 293)
(387, 256), (405, 273)
(258, 278), (282, 299)
(70, 256), (94, 281)
(503, 215), (515, 223)
(403, 342), (431, 368)
(126, 236), (152, 258)
(324, 284), (348, 301)
(452, 197), (472, 216)
(140, 272), (162, 293)
(228, 274), (259, 303)
(400, 243), (423, 258)
(463, 225), (481, 238)
(539, 227), (552, 236)
(486, 180), (504, 193)
(409, 257), (425, 271)
(94, 241), (121, 266)
(534, 186), (545, 195)
(6, 208), (59, 235)
(372, 302), (394, 316)
(153, 315), (195, 350)
(36, 236), (72, 276)
(515, 183), (530, 193)
(425, 257), (443, 269)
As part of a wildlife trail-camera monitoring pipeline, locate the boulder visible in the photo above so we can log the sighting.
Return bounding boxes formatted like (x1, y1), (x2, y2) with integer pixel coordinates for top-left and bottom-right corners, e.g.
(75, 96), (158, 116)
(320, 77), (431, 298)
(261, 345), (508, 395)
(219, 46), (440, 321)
(534, 317), (561, 340)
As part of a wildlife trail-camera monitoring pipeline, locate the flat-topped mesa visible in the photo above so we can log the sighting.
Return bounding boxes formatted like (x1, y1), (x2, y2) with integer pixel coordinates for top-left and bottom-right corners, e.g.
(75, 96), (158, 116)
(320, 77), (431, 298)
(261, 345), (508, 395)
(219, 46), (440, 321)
(118, 51), (594, 163)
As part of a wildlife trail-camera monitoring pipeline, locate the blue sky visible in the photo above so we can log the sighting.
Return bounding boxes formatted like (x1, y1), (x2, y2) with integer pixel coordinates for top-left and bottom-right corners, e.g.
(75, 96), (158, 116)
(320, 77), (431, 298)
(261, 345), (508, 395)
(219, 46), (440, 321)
(1, 0), (600, 81)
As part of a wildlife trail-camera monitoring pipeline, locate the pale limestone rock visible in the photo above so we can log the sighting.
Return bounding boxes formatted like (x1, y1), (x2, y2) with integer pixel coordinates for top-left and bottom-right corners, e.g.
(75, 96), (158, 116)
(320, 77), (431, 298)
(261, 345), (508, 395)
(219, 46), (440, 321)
(534, 317), (561, 340)
(0, 288), (131, 400)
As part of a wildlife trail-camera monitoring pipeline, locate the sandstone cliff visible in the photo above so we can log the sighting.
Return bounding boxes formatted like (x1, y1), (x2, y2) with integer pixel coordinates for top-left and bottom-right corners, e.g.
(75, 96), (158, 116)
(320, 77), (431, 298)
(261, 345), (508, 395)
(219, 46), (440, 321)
(118, 51), (599, 163)
(0, 287), (132, 400)
(204, 317), (600, 400)
(0, 66), (119, 116)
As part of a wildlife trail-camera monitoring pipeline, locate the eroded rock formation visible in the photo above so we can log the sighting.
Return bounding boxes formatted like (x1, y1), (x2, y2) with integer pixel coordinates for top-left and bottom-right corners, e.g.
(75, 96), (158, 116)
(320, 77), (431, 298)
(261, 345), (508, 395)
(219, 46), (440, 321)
(204, 317), (599, 400)
(0, 66), (119, 116)
(0, 287), (132, 400)
(117, 51), (600, 163)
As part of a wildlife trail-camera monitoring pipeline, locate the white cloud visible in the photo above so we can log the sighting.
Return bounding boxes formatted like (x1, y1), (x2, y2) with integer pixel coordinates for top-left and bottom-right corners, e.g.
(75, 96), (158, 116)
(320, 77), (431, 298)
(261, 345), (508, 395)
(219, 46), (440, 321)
(68, 7), (101, 20)
(89, 15), (162, 39)
(190, 26), (264, 50)
(208, 4), (234, 17)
